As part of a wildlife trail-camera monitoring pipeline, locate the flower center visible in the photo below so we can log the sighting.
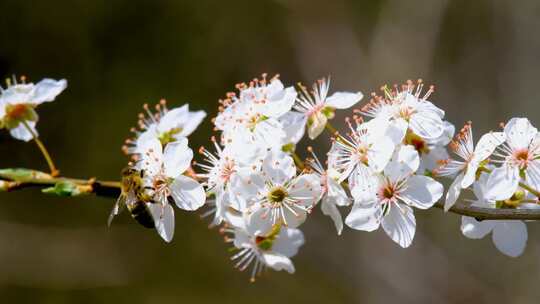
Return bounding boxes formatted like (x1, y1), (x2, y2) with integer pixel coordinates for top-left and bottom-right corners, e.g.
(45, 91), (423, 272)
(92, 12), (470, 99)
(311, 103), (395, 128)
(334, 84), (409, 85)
(220, 160), (236, 182)
(405, 131), (430, 154)
(513, 148), (531, 169)
(268, 186), (288, 204)
(378, 182), (399, 205)
(355, 144), (370, 164)
(255, 224), (281, 251)
(3, 103), (37, 129)
(152, 175), (171, 198)
(383, 186), (394, 199)
(398, 105), (415, 121)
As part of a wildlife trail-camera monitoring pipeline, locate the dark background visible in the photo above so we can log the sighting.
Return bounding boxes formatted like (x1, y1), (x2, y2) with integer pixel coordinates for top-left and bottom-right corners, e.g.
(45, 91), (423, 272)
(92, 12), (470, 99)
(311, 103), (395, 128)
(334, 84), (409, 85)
(1, 0), (540, 303)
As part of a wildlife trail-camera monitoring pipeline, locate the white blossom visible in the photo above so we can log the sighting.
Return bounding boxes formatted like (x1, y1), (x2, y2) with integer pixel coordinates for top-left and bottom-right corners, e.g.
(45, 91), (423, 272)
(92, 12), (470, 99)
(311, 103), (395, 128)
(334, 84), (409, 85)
(0, 77), (67, 141)
(486, 118), (540, 201)
(137, 136), (206, 242)
(214, 75), (296, 149)
(124, 101), (206, 155)
(437, 122), (504, 210)
(233, 150), (322, 229)
(294, 78), (363, 140)
(228, 218), (304, 282)
(197, 138), (261, 225)
(345, 145), (443, 248)
(360, 80), (445, 142)
(327, 117), (397, 187)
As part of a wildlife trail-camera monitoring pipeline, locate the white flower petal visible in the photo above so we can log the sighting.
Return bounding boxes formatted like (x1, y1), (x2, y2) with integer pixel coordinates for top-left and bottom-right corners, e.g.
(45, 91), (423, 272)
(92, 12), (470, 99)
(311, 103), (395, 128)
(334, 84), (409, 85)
(384, 145), (419, 182)
(485, 166), (520, 201)
(272, 227), (304, 258)
(261, 253), (295, 273)
(260, 85), (297, 118)
(345, 201), (381, 232)
(288, 174), (323, 207)
(472, 132), (505, 162)
(492, 221), (527, 257)
(138, 138), (164, 175)
(163, 137), (192, 177)
(326, 177), (351, 207)
(321, 199), (344, 235)
(400, 175), (443, 210)
(307, 111), (328, 140)
(245, 206), (274, 236)
(460, 216), (495, 239)
(381, 203), (416, 248)
(281, 206), (307, 228)
(157, 105), (189, 132)
(461, 162), (478, 189)
(180, 110), (206, 136)
(325, 91), (363, 109)
(409, 109), (444, 139)
(445, 173), (464, 211)
(9, 121), (36, 141)
(504, 117), (537, 150)
(170, 175), (206, 211)
(367, 137), (396, 172)
(149, 203), (175, 243)
(30, 78), (67, 104)
(262, 150), (296, 184)
(279, 111), (307, 145)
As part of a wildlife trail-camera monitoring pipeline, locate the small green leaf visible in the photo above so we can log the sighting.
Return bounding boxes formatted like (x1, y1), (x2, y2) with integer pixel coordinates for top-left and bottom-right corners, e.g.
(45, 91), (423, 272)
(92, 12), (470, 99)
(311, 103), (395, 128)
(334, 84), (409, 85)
(42, 181), (82, 197)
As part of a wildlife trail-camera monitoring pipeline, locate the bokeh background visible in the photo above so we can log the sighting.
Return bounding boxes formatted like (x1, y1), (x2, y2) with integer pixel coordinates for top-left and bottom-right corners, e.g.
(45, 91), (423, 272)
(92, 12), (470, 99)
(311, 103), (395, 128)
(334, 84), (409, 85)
(1, 0), (540, 303)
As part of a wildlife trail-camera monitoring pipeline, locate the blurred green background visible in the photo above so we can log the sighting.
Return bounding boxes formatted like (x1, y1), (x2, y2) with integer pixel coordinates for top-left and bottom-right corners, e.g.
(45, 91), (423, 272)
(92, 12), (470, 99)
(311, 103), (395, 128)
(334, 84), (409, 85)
(1, 0), (540, 303)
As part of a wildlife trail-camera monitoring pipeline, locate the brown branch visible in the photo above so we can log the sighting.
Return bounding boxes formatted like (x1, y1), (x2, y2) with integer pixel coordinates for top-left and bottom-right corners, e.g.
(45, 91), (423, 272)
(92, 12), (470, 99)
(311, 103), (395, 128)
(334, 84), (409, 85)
(434, 201), (540, 221)
(3, 168), (540, 220)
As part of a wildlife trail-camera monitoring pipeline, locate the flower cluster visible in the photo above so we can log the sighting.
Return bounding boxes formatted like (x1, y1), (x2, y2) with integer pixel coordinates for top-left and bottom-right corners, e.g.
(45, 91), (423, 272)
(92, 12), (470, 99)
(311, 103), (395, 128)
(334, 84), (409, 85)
(3, 73), (540, 282)
(199, 75), (362, 281)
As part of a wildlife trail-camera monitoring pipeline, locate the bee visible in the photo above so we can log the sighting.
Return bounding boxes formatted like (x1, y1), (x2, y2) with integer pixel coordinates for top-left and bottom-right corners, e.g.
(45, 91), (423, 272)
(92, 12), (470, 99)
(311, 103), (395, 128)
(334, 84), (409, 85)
(108, 167), (156, 229)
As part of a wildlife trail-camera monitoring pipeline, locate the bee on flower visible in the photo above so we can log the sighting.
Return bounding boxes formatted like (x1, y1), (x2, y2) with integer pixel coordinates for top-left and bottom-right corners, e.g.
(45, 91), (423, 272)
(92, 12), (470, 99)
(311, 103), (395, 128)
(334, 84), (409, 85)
(113, 136), (206, 242)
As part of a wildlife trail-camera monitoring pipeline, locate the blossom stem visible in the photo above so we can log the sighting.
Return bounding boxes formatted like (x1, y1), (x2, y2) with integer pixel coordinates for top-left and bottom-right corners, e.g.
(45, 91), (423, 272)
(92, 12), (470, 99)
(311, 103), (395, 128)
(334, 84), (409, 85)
(291, 152), (305, 170)
(22, 121), (59, 177)
(325, 122), (338, 135)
